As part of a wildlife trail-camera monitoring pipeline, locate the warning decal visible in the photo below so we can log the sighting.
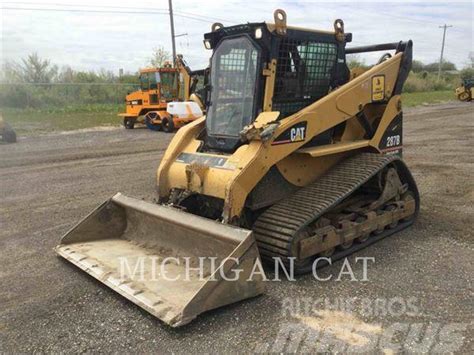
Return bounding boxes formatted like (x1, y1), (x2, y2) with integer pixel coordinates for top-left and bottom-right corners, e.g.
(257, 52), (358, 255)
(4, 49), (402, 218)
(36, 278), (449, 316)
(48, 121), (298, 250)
(371, 75), (385, 101)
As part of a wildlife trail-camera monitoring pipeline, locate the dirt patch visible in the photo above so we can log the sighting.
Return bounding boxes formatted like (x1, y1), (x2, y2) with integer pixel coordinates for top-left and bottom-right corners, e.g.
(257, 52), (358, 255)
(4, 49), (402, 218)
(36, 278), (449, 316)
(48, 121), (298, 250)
(0, 102), (472, 353)
(296, 310), (382, 346)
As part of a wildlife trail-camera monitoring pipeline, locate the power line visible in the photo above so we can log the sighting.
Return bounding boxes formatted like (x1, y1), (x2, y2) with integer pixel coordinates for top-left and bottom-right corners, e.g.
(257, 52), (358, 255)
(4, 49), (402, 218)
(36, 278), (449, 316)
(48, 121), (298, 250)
(375, 12), (466, 34)
(2, 2), (167, 11)
(1, 6), (228, 24)
(6, 1), (461, 30)
(3, 2), (468, 33)
(376, 11), (440, 26)
(174, 10), (236, 24)
(4, 1), (163, 9)
(2, 6), (166, 15)
(2, 2), (236, 24)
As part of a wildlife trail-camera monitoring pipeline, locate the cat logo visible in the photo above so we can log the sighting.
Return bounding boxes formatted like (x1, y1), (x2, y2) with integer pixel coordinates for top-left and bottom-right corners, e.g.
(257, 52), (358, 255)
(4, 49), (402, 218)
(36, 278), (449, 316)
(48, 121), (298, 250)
(272, 121), (308, 145)
(290, 126), (306, 142)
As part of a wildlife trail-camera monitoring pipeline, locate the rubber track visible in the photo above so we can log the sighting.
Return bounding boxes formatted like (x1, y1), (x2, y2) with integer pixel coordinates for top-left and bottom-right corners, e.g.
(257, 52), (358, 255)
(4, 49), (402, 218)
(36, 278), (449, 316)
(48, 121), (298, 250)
(253, 153), (399, 260)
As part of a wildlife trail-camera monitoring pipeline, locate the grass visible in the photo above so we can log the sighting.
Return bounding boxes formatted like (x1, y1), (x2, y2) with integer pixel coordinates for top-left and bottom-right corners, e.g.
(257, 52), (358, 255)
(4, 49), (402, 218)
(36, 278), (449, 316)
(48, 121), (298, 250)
(2, 91), (457, 134)
(402, 90), (455, 107)
(2, 104), (123, 134)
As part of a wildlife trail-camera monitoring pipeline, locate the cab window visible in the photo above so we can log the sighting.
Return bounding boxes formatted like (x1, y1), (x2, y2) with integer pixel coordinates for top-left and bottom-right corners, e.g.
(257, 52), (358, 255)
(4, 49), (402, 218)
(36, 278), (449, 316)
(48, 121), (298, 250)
(149, 72), (159, 90)
(140, 73), (150, 91)
(273, 39), (337, 118)
(160, 72), (179, 99)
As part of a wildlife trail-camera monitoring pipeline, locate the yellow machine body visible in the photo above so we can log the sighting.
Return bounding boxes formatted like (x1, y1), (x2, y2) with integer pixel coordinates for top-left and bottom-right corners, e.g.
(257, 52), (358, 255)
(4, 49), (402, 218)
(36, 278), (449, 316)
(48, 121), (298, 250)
(158, 58), (405, 220)
(455, 79), (473, 102)
(57, 10), (419, 327)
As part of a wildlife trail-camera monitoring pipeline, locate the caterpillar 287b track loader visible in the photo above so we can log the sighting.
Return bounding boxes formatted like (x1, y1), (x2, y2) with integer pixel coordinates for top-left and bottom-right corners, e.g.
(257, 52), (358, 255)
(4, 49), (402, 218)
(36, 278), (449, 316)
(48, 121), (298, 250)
(56, 10), (419, 327)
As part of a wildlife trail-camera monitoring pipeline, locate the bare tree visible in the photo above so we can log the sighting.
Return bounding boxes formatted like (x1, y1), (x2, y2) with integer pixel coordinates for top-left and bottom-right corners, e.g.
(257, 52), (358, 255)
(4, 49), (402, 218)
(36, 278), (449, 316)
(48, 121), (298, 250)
(18, 53), (58, 83)
(2, 53), (58, 83)
(0, 62), (20, 83)
(150, 47), (171, 67)
(346, 54), (367, 69)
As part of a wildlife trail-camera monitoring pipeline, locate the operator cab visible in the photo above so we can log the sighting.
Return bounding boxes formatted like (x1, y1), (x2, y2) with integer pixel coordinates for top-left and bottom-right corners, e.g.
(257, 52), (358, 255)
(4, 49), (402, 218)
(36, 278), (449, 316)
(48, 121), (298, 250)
(202, 10), (351, 152)
(189, 68), (210, 107)
(139, 66), (180, 102)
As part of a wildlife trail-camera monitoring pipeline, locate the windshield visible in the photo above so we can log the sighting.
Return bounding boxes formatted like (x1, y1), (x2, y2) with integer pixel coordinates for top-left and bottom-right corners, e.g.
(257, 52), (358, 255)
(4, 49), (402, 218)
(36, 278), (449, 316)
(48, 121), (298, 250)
(207, 36), (259, 137)
(139, 71), (164, 91)
(160, 72), (179, 99)
(190, 73), (205, 96)
(139, 73), (150, 90)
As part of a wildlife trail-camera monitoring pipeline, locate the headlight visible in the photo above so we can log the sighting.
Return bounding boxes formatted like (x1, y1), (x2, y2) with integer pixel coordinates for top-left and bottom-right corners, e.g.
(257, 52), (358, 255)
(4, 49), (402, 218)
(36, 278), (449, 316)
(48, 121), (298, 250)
(203, 39), (212, 50)
(255, 27), (262, 39)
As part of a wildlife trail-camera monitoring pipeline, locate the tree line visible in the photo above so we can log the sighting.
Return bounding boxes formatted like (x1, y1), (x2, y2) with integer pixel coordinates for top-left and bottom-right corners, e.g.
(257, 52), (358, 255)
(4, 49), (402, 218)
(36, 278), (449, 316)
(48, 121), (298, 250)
(1, 53), (138, 85)
(0, 48), (172, 109)
(1, 49), (472, 109)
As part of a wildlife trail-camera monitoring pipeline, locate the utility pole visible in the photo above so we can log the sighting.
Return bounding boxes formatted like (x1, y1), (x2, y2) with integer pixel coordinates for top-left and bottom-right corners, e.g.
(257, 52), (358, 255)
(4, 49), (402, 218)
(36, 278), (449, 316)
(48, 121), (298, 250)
(168, 0), (177, 66)
(438, 24), (452, 79)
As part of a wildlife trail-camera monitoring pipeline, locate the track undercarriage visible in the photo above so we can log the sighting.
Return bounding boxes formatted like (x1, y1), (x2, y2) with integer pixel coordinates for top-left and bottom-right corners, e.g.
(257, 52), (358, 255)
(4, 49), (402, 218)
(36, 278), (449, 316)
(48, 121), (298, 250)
(253, 153), (419, 273)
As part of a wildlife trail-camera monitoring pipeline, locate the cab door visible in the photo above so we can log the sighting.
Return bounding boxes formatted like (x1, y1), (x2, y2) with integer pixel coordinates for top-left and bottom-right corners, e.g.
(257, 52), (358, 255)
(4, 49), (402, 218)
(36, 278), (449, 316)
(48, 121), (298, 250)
(149, 72), (160, 105)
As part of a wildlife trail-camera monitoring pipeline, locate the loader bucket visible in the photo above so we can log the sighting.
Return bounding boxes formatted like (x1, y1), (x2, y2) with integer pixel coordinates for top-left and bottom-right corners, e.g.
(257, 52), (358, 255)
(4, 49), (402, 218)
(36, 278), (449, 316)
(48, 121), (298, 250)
(55, 193), (264, 327)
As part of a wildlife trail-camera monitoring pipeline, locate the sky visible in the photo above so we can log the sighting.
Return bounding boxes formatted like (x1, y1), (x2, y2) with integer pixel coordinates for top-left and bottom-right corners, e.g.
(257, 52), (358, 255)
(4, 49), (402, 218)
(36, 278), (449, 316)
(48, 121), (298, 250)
(0, 0), (473, 76)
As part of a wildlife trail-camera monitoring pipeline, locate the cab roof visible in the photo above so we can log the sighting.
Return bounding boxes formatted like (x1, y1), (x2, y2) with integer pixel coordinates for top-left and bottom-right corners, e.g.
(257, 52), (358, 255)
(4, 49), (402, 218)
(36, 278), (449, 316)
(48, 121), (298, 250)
(139, 67), (178, 74)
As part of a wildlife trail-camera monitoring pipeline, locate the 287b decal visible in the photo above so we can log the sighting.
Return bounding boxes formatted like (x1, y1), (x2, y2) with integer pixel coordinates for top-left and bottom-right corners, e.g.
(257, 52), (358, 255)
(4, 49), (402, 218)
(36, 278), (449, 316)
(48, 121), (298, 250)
(379, 114), (403, 153)
(386, 135), (401, 147)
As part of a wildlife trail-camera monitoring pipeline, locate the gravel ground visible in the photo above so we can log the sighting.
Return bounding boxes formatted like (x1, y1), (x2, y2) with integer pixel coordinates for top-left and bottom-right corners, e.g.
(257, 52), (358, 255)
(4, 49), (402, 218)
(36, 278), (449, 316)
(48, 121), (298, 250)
(0, 103), (473, 353)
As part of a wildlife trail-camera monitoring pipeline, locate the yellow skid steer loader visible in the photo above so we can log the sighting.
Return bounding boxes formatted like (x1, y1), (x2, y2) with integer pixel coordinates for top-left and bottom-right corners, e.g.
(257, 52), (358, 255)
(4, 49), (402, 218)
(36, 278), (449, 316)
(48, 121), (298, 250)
(56, 10), (419, 327)
(455, 78), (473, 102)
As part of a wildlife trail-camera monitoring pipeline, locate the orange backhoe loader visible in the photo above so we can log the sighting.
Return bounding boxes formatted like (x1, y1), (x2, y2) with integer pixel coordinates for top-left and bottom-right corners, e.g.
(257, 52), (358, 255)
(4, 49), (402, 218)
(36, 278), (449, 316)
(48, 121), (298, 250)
(119, 56), (208, 132)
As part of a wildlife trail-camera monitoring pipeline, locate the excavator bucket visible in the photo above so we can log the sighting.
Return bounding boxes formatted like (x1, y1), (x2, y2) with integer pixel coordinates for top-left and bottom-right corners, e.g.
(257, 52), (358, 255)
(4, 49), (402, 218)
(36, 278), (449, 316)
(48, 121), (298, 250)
(55, 193), (264, 327)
